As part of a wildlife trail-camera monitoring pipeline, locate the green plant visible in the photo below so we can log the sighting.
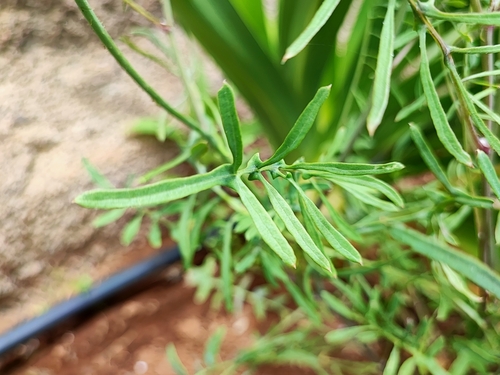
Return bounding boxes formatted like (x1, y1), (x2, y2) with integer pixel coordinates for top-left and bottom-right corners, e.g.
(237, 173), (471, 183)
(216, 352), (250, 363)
(73, 0), (500, 373)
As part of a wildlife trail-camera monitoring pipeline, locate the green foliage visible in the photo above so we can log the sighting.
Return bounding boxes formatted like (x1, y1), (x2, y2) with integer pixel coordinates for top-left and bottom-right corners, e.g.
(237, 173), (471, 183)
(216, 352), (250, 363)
(74, 0), (500, 373)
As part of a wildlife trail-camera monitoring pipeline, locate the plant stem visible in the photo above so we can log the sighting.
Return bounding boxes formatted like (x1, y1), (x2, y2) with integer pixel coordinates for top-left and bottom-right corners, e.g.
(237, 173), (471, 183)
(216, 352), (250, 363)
(74, 0), (228, 161)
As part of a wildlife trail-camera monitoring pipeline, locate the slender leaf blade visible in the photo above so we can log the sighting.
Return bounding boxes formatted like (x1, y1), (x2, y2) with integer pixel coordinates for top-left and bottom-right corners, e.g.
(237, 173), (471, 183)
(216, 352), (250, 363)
(290, 180), (362, 264)
(367, 0), (396, 136)
(234, 178), (297, 267)
(409, 124), (458, 193)
(390, 225), (500, 299)
(384, 346), (401, 375)
(82, 158), (114, 189)
(259, 175), (332, 273)
(260, 86), (331, 167)
(204, 327), (226, 366)
(92, 208), (127, 228)
(166, 344), (188, 375)
(218, 83), (243, 171)
(121, 214), (143, 246)
(477, 150), (500, 200)
(287, 161), (404, 176)
(419, 29), (473, 167)
(75, 164), (234, 209)
(282, 0), (341, 62)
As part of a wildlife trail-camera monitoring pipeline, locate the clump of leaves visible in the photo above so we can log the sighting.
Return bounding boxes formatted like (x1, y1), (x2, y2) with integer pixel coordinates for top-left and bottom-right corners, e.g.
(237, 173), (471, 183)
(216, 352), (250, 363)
(74, 0), (500, 373)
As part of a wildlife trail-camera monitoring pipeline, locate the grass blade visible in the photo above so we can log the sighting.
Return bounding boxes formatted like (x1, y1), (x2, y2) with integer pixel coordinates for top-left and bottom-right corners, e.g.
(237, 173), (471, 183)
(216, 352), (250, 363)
(166, 344), (188, 375)
(367, 0), (396, 136)
(75, 164), (234, 209)
(287, 161), (404, 176)
(234, 178), (297, 267)
(218, 82), (243, 171)
(282, 0), (341, 63)
(476, 150), (500, 200)
(204, 326), (226, 366)
(82, 158), (114, 189)
(419, 29), (473, 167)
(409, 124), (458, 194)
(259, 175), (331, 273)
(390, 225), (500, 299)
(260, 86), (331, 167)
(290, 180), (362, 264)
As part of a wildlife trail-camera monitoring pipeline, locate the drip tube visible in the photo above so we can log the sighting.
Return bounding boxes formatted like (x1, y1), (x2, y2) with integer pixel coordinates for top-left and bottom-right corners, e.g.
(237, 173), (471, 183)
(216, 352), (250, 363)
(0, 245), (181, 357)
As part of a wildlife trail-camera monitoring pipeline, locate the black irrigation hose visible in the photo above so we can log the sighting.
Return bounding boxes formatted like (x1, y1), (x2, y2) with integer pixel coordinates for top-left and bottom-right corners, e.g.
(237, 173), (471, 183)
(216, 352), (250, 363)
(0, 245), (181, 357)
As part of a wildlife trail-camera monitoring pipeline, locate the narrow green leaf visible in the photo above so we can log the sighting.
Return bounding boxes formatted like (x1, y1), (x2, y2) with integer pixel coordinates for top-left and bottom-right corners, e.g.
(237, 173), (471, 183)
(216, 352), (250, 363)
(419, 29), (473, 167)
(367, 0), (396, 136)
(409, 124), (458, 193)
(259, 175), (331, 273)
(82, 158), (114, 189)
(259, 86), (331, 167)
(121, 214), (143, 246)
(287, 161), (404, 176)
(313, 182), (362, 242)
(218, 83), (243, 172)
(446, 57), (500, 157)
(390, 225), (500, 299)
(384, 346), (401, 375)
(92, 208), (127, 228)
(334, 181), (400, 212)
(175, 195), (196, 268)
(321, 291), (362, 321)
(398, 357), (416, 375)
(166, 344), (188, 375)
(204, 326), (226, 366)
(148, 219), (162, 248)
(469, 92), (500, 127)
(234, 178), (297, 267)
(450, 44), (500, 54)
(329, 175), (404, 208)
(325, 326), (372, 345)
(75, 164), (234, 209)
(496, 211), (500, 245)
(282, 0), (341, 62)
(221, 220), (233, 311)
(422, 4), (500, 26)
(290, 180), (362, 264)
(477, 150), (500, 200)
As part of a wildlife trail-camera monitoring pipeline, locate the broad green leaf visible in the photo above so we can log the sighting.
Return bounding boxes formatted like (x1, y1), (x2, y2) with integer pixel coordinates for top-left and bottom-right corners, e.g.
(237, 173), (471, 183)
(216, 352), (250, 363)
(328, 175), (404, 208)
(121, 214), (143, 246)
(477, 150), (500, 200)
(92, 208), (127, 228)
(390, 225), (500, 299)
(204, 326), (226, 366)
(384, 346), (401, 375)
(367, 0), (396, 136)
(259, 175), (331, 273)
(218, 83), (243, 172)
(166, 344), (188, 375)
(290, 180), (362, 264)
(259, 86), (331, 167)
(287, 161), (404, 176)
(82, 158), (114, 189)
(148, 219), (162, 248)
(282, 0), (341, 63)
(75, 164), (234, 209)
(419, 29), (473, 167)
(221, 220), (233, 311)
(234, 178), (296, 267)
(409, 124), (458, 193)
